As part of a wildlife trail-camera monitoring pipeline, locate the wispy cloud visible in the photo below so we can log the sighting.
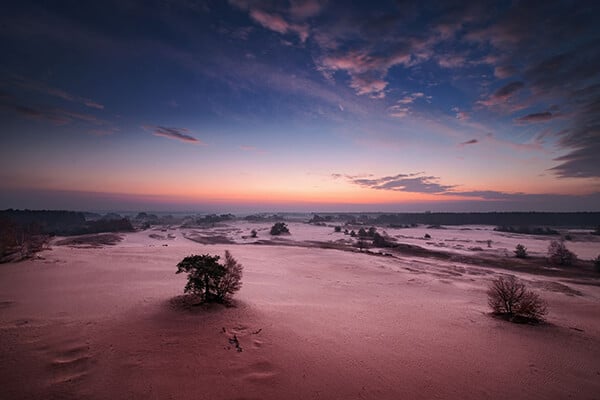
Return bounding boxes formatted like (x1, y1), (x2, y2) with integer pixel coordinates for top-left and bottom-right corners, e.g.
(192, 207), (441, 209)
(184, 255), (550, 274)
(345, 172), (456, 194)
(10, 75), (104, 109)
(143, 125), (203, 144)
(459, 139), (478, 146)
(0, 94), (106, 125)
(515, 111), (555, 124)
(338, 171), (600, 207)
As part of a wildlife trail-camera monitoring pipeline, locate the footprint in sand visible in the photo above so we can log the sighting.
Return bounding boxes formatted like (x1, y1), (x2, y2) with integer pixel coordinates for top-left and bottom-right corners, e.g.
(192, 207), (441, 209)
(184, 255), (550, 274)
(47, 344), (93, 385)
(234, 361), (279, 383)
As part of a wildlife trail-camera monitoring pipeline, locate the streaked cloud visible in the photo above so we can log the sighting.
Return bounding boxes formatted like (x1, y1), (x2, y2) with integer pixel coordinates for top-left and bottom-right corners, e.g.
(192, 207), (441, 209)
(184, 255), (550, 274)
(144, 125), (203, 144)
(10, 75), (104, 109)
(515, 111), (554, 124)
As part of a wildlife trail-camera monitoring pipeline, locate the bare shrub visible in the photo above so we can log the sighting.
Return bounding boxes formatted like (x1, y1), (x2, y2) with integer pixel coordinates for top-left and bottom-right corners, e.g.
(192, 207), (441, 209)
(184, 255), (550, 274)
(547, 240), (576, 266)
(487, 276), (548, 322)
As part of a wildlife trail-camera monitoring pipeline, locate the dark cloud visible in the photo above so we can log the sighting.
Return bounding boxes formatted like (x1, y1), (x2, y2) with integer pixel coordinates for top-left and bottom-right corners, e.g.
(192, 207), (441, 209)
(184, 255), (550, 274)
(0, 94), (104, 125)
(493, 81), (525, 99)
(459, 139), (478, 146)
(341, 172), (600, 208)
(464, 0), (600, 178)
(350, 173), (455, 194)
(144, 125), (202, 144)
(515, 112), (554, 124)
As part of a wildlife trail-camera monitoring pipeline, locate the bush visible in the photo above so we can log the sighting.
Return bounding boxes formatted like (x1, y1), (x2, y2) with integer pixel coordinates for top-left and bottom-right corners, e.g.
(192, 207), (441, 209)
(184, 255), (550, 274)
(514, 244), (528, 258)
(250, 229), (257, 238)
(594, 255), (600, 272)
(372, 232), (390, 247)
(334, 226), (342, 232)
(487, 276), (547, 322)
(547, 240), (576, 266)
(176, 251), (243, 303)
(424, 233), (431, 239)
(356, 238), (367, 252)
(270, 222), (289, 235)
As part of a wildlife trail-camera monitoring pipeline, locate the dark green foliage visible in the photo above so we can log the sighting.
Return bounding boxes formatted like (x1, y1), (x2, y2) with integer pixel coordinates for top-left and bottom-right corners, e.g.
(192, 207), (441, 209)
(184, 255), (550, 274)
(250, 229), (257, 238)
(270, 222), (290, 235)
(367, 227), (377, 237)
(334, 226), (342, 232)
(356, 238), (367, 252)
(176, 251), (243, 303)
(594, 255), (600, 272)
(514, 244), (528, 258)
(424, 233), (431, 239)
(495, 226), (559, 235)
(487, 276), (548, 322)
(350, 230), (356, 237)
(372, 232), (390, 247)
(548, 240), (576, 266)
(358, 227), (367, 237)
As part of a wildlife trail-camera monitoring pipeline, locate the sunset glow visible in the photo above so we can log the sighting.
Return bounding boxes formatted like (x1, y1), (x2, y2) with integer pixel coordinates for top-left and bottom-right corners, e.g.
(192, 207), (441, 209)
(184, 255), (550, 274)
(1, 1), (599, 212)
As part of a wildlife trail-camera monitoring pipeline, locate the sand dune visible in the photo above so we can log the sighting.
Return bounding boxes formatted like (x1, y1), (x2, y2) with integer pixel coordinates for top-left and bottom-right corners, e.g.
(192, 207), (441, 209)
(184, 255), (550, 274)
(1, 226), (599, 399)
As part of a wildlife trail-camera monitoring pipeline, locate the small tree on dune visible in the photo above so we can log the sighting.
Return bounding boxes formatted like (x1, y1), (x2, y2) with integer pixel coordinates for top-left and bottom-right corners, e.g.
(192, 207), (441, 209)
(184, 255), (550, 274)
(547, 240), (576, 266)
(270, 222), (290, 235)
(514, 244), (528, 258)
(176, 251), (243, 304)
(487, 275), (547, 322)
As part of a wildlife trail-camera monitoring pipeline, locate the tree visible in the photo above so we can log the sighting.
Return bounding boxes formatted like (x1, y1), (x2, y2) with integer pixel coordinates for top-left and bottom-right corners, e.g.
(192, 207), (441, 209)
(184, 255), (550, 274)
(594, 255), (600, 273)
(548, 240), (576, 266)
(176, 251), (243, 303)
(358, 227), (367, 237)
(334, 226), (342, 232)
(215, 250), (244, 302)
(356, 238), (367, 252)
(424, 233), (431, 239)
(250, 229), (257, 238)
(270, 222), (290, 235)
(372, 232), (389, 247)
(514, 244), (528, 258)
(487, 276), (547, 322)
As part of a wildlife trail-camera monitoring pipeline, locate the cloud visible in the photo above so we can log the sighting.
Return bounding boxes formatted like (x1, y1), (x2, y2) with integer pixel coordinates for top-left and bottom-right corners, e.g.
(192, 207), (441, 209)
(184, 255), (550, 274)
(340, 171), (600, 208)
(388, 105), (410, 118)
(349, 173), (455, 194)
(245, 8), (309, 42)
(477, 81), (526, 109)
(289, 0), (325, 19)
(462, 1), (599, 178)
(10, 76), (104, 109)
(144, 125), (203, 144)
(459, 139), (478, 146)
(0, 94), (106, 125)
(515, 111), (554, 124)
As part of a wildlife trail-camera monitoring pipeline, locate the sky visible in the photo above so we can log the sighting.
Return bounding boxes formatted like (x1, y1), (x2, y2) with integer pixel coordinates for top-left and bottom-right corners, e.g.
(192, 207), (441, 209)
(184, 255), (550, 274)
(1, 0), (599, 213)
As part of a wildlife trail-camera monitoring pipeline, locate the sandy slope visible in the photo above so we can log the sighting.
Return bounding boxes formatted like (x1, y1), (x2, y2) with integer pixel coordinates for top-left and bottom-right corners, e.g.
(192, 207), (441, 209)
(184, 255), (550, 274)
(0, 228), (599, 399)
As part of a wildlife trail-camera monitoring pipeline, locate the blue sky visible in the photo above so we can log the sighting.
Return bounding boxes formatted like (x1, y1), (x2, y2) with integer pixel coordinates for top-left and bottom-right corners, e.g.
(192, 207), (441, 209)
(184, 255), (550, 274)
(1, 0), (599, 212)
